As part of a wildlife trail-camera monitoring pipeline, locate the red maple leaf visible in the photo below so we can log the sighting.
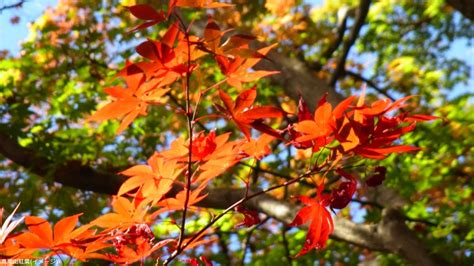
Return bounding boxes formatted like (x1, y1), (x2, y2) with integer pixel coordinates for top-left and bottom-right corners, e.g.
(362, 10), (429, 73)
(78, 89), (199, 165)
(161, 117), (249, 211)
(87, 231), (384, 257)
(134, 22), (200, 80)
(366, 166), (387, 187)
(289, 194), (334, 257)
(235, 206), (261, 227)
(127, 4), (166, 32)
(192, 131), (218, 161)
(292, 95), (340, 151)
(347, 91), (437, 158)
(328, 170), (357, 209)
(184, 255), (213, 266)
(289, 96), (323, 149)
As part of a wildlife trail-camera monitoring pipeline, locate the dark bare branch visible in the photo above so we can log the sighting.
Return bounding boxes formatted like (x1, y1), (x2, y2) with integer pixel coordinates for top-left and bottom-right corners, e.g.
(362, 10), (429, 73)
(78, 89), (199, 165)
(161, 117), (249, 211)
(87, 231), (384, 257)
(321, 8), (350, 62)
(0, 130), (126, 195)
(328, 0), (371, 87)
(0, 0), (25, 13)
(447, 0), (474, 21)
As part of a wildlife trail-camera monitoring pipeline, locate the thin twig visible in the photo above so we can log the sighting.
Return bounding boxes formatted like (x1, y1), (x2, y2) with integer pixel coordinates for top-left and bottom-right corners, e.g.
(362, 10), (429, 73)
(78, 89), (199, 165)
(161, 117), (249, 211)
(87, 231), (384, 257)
(167, 93), (208, 131)
(281, 227), (293, 264)
(240, 217), (270, 265)
(344, 70), (396, 101)
(239, 161), (315, 188)
(239, 162), (292, 180)
(351, 198), (383, 209)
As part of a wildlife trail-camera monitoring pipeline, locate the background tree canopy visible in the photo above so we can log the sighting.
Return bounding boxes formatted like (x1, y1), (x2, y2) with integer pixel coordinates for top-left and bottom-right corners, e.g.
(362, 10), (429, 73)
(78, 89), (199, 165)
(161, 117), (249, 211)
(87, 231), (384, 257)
(0, 0), (473, 265)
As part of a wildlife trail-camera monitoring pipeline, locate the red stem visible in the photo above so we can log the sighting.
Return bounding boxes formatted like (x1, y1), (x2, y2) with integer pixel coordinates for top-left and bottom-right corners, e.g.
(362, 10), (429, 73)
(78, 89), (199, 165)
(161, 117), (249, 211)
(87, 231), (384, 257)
(173, 12), (194, 256)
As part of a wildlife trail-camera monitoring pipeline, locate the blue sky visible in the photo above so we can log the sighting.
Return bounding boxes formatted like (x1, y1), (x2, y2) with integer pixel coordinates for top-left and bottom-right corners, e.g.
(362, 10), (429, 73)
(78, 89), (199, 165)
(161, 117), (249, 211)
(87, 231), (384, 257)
(0, 0), (58, 54)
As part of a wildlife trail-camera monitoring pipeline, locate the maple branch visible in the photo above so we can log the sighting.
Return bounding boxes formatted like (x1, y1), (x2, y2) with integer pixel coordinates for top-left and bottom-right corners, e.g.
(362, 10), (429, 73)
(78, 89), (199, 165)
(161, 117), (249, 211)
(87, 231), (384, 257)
(209, 188), (447, 266)
(173, 12), (195, 255)
(0, 128), (447, 265)
(351, 198), (383, 209)
(281, 227), (293, 264)
(167, 93), (208, 131)
(215, 231), (232, 265)
(238, 162), (292, 180)
(320, 8), (350, 64)
(328, 0), (371, 87)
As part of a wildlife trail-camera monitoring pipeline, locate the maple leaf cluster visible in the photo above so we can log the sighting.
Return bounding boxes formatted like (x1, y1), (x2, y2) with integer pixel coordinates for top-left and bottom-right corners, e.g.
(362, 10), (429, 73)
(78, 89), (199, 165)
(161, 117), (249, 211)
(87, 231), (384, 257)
(285, 91), (437, 256)
(0, 1), (438, 264)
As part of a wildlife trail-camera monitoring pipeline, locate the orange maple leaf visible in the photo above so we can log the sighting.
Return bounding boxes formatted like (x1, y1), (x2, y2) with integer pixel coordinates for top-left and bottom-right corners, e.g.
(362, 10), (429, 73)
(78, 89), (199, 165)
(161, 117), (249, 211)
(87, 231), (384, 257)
(239, 134), (275, 160)
(170, 0), (233, 9)
(215, 44), (279, 89)
(15, 213), (108, 260)
(91, 197), (149, 230)
(118, 153), (183, 203)
(86, 63), (169, 134)
(216, 87), (285, 140)
(153, 183), (208, 216)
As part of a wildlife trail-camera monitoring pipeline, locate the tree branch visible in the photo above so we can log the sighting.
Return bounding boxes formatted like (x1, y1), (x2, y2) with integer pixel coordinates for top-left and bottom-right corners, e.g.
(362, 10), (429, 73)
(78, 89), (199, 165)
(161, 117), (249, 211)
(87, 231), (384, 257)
(254, 47), (343, 110)
(328, 0), (371, 87)
(321, 7), (350, 62)
(0, 0), (25, 13)
(447, 0), (474, 21)
(0, 130), (126, 195)
(206, 188), (446, 266)
(0, 128), (447, 265)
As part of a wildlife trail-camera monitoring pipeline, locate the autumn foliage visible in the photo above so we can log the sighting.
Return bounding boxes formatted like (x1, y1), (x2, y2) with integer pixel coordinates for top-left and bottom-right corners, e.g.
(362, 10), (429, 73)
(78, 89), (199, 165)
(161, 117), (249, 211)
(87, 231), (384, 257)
(0, 2), (437, 264)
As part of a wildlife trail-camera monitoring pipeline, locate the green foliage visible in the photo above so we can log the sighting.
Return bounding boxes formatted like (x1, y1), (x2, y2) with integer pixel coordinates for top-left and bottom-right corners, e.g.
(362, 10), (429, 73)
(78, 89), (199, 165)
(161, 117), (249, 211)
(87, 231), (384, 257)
(0, 0), (472, 264)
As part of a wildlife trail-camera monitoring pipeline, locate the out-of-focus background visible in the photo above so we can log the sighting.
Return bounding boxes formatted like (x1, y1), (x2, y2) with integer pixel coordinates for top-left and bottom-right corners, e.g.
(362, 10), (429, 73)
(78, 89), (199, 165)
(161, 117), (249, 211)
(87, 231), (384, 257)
(0, 0), (473, 265)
